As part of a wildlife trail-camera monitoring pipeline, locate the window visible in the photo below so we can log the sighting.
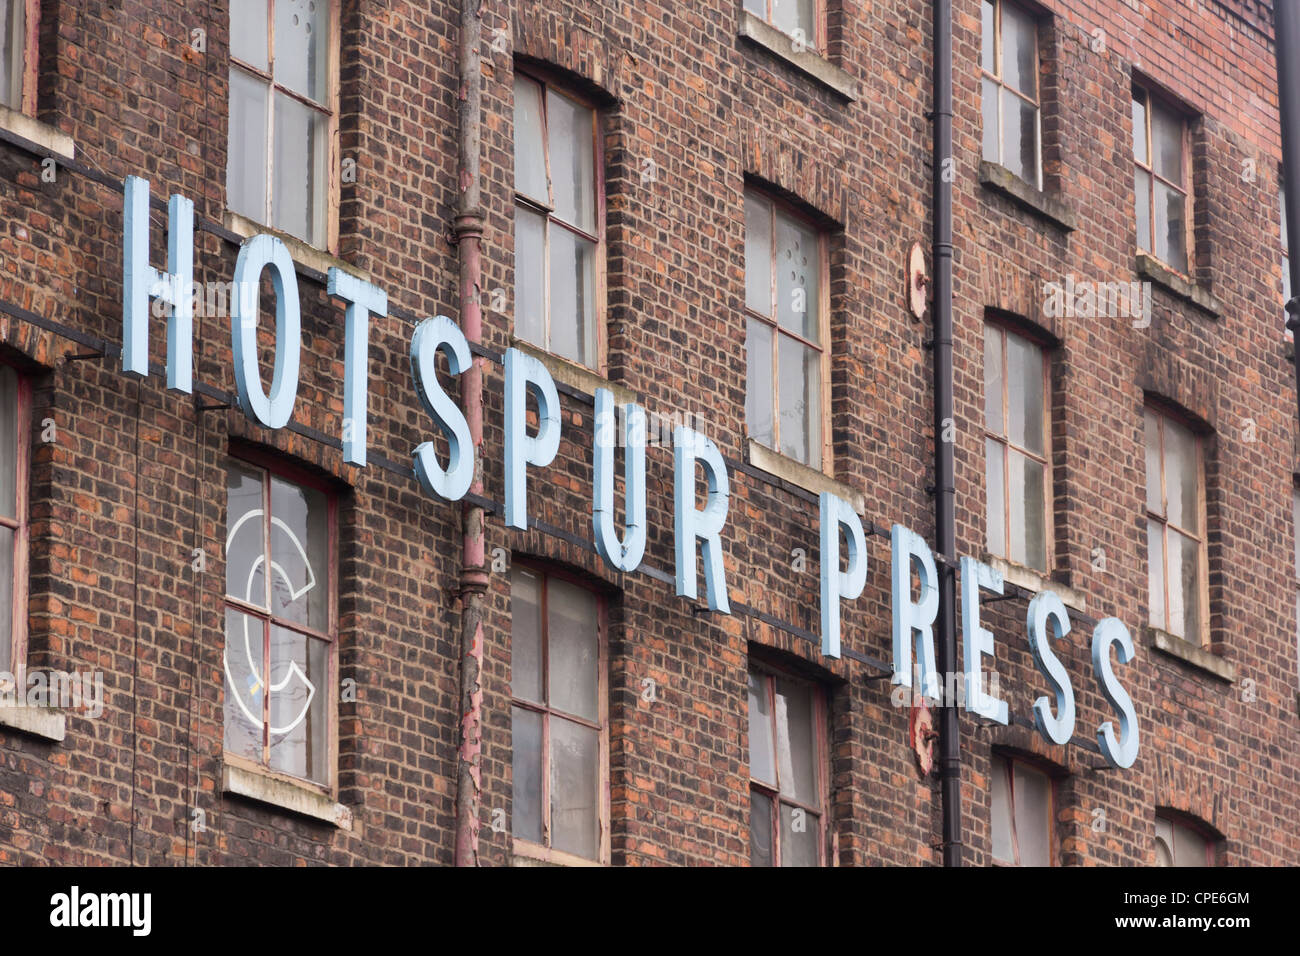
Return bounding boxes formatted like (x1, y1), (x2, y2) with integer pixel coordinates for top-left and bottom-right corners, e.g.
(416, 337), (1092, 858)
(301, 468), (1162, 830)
(1155, 813), (1213, 866)
(1144, 406), (1208, 644)
(513, 71), (603, 370)
(0, 361), (29, 684)
(990, 754), (1053, 866)
(984, 323), (1049, 571)
(1133, 86), (1190, 274)
(742, 0), (825, 51)
(510, 563), (608, 864)
(223, 456), (337, 790)
(227, 0), (339, 250)
(0, 0), (33, 113)
(981, 0), (1040, 189)
(747, 664), (828, 866)
(744, 191), (829, 470)
(1282, 183), (1291, 330)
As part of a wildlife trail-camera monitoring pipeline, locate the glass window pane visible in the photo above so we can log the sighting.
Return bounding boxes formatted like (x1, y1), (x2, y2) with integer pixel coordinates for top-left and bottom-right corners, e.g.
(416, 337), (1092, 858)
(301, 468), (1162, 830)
(746, 317), (774, 448)
(1001, 90), (1039, 187)
(750, 791), (774, 866)
(982, 77), (1000, 165)
(548, 226), (596, 368)
(267, 625), (329, 784)
(981, 1), (995, 74)
(227, 68), (269, 224)
(986, 438), (1006, 557)
(551, 717), (599, 859)
(225, 461), (267, 606)
(1132, 95), (1148, 164)
(1172, 820), (1207, 866)
(774, 677), (818, 806)
(1170, 530), (1202, 641)
(546, 577), (599, 722)
(547, 90), (595, 233)
(513, 76), (548, 201)
(0, 525), (13, 673)
(1013, 764), (1051, 866)
(223, 607), (265, 762)
(984, 327), (1004, 435)
(1154, 179), (1187, 273)
(744, 0), (766, 17)
(269, 474), (329, 632)
(514, 206), (546, 347)
(1144, 409), (1162, 515)
(778, 335), (820, 469)
(511, 706), (543, 844)
(272, 92), (329, 246)
(1162, 417), (1198, 532)
(991, 758), (1014, 863)
(510, 567), (544, 704)
(1134, 168), (1151, 253)
(748, 671), (776, 785)
(1148, 519), (1166, 631)
(745, 193), (773, 315)
(0, 364), (16, 518)
(1006, 333), (1043, 454)
(1151, 103), (1183, 185)
(273, 0), (328, 103)
(780, 804), (819, 866)
(771, 0), (815, 37)
(1001, 3), (1037, 98)
(230, 0), (269, 71)
(1009, 451), (1046, 571)
(775, 212), (820, 341)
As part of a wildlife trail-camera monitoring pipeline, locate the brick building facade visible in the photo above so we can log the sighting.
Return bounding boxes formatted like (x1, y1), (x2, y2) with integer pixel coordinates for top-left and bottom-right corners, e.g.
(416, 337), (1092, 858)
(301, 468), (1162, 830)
(0, 0), (1295, 866)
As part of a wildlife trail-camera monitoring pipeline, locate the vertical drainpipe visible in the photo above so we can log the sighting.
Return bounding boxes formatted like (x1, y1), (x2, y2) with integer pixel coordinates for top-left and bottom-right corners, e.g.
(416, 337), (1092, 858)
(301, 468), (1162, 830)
(1275, 1), (1300, 419)
(931, 0), (963, 866)
(453, 0), (487, 867)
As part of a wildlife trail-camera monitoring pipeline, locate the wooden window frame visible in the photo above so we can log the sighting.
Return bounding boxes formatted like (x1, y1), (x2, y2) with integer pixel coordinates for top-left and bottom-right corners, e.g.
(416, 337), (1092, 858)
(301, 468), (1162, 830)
(1282, 181), (1291, 331)
(1133, 84), (1192, 277)
(1, 0), (38, 115)
(744, 189), (833, 473)
(512, 65), (607, 374)
(222, 447), (339, 797)
(227, 0), (342, 253)
(744, 0), (828, 53)
(983, 320), (1052, 572)
(981, 0), (1042, 189)
(0, 357), (29, 687)
(510, 559), (611, 867)
(747, 661), (831, 867)
(1144, 404), (1210, 647)
(991, 752), (1056, 867)
(1155, 811), (1216, 867)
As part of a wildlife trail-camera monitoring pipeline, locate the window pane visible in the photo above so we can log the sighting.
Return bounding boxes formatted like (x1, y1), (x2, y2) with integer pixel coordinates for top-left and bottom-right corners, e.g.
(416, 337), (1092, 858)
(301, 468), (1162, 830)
(548, 226), (596, 368)
(1151, 103), (1183, 185)
(1172, 820), (1207, 867)
(225, 461), (267, 607)
(775, 212), (820, 341)
(744, 0), (766, 17)
(267, 625), (329, 784)
(750, 791), (774, 866)
(1009, 451), (1046, 571)
(0, 0), (22, 110)
(1132, 95), (1148, 165)
(745, 193), (773, 315)
(272, 92), (329, 246)
(230, 0), (269, 71)
(551, 717), (599, 859)
(1013, 764), (1051, 866)
(273, 0), (328, 104)
(748, 671), (776, 786)
(771, 0), (815, 37)
(547, 90), (595, 233)
(1134, 168), (1151, 253)
(778, 335), (820, 469)
(1169, 530), (1201, 641)
(1154, 179), (1187, 273)
(511, 706), (543, 844)
(227, 68), (269, 224)
(991, 758), (1014, 863)
(0, 525), (12, 673)
(1001, 3), (1036, 97)
(774, 677), (818, 805)
(269, 474), (330, 632)
(0, 364), (16, 517)
(1147, 519), (1166, 631)
(982, 77), (1000, 165)
(981, 1), (995, 74)
(223, 607), (265, 762)
(1144, 409), (1162, 515)
(780, 804), (819, 866)
(1006, 333), (1043, 454)
(1163, 417), (1198, 533)
(1001, 89), (1038, 187)
(986, 438), (1006, 557)
(984, 328), (1004, 435)
(514, 206), (546, 347)
(746, 317), (774, 448)
(510, 567), (543, 704)
(547, 577), (599, 722)
(513, 76), (548, 201)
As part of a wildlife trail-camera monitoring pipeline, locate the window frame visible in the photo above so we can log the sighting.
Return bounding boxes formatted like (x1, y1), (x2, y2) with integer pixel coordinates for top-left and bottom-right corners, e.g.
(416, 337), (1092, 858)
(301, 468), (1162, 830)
(1, 0), (37, 115)
(743, 0), (828, 53)
(509, 559), (611, 867)
(1155, 811), (1216, 867)
(1281, 180), (1291, 332)
(1144, 404), (1210, 647)
(983, 319), (1052, 572)
(221, 447), (340, 796)
(980, 0), (1043, 190)
(743, 188), (833, 473)
(0, 357), (30, 687)
(990, 752), (1056, 867)
(512, 64), (608, 374)
(226, 0), (342, 253)
(1132, 84), (1193, 276)
(747, 660), (831, 867)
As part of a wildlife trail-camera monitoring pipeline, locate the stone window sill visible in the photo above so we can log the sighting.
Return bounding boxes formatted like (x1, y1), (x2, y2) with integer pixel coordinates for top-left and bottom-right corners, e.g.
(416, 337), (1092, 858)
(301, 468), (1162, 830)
(981, 554), (1087, 613)
(978, 162), (1076, 232)
(1136, 253), (1221, 319)
(0, 104), (76, 162)
(737, 11), (857, 101)
(0, 704), (66, 743)
(222, 762), (354, 830)
(1141, 626), (1235, 683)
(512, 839), (603, 867)
(223, 210), (368, 284)
(508, 337), (639, 406)
(746, 439), (865, 514)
